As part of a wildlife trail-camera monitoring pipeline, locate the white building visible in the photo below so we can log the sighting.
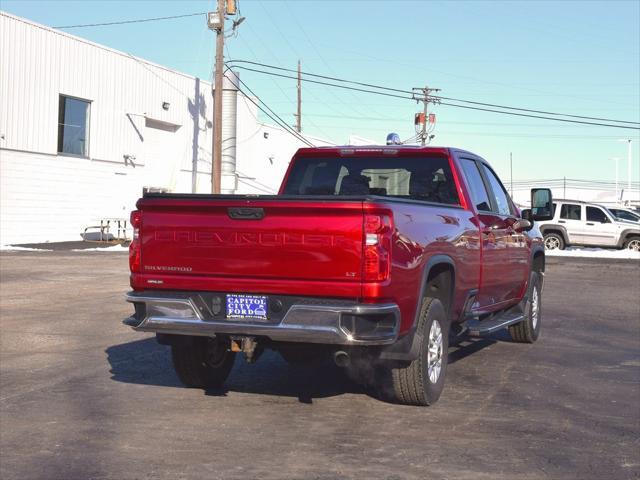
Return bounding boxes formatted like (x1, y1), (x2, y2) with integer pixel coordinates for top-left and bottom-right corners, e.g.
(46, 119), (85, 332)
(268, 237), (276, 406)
(0, 12), (332, 245)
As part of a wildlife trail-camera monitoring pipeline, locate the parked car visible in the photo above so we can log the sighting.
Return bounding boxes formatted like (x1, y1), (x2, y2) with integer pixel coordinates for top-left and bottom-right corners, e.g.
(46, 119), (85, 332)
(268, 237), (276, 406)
(537, 199), (640, 251)
(608, 207), (640, 224)
(123, 145), (553, 406)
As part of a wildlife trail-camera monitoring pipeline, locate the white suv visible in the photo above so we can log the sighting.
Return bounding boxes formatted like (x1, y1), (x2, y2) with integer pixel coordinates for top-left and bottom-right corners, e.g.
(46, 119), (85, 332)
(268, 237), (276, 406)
(537, 199), (640, 251)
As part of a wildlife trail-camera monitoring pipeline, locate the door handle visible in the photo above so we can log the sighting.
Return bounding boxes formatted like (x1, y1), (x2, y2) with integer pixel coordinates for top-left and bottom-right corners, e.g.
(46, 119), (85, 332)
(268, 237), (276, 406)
(586, 222), (595, 226)
(228, 207), (265, 220)
(558, 220), (566, 224)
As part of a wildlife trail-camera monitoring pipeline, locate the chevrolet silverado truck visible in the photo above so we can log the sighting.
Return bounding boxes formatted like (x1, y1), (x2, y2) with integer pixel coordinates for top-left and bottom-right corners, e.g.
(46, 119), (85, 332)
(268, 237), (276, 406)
(124, 146), (553, 406)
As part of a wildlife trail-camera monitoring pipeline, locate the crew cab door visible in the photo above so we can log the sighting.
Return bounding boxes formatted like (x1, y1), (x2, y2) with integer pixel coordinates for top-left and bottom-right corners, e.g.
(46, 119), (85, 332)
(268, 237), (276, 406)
(459, 158), (527, 309)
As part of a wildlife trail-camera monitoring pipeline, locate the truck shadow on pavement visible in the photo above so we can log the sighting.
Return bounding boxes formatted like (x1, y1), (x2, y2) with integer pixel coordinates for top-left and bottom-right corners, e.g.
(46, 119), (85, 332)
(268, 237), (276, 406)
(106, 333), (509, 404)
(105, 337), (366, 404)
(448, 331), (509, 364)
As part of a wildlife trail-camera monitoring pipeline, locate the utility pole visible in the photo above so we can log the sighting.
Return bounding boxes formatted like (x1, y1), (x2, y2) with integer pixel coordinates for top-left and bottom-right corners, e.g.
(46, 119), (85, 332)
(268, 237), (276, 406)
(412, 86), (441, 146)
(209, 0), (225, 194)
(295, 60), (302, 133)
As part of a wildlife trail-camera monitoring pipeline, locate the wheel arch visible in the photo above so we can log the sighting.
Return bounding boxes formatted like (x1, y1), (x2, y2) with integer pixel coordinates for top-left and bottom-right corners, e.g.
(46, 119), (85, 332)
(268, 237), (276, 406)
(531, 246), (545, 272)
(539, 225), (568, 243)
(418, 255), (456, 322)
(618, 229), (640, 248)
(378, 255), (456, 362)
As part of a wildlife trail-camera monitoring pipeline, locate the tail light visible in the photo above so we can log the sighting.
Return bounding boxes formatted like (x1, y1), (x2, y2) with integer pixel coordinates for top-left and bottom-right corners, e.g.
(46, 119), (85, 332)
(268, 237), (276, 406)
(363, 214), (392, 282)
(129, 210), (141, 273)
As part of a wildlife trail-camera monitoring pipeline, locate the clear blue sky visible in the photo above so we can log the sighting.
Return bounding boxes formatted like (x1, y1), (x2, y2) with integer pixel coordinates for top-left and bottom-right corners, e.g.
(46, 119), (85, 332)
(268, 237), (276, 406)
(3, 0), (639, 183)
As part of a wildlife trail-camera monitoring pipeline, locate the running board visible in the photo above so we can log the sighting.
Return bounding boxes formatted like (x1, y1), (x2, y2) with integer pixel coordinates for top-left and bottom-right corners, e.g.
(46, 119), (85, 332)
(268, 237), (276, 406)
(466, 313), (524, 337)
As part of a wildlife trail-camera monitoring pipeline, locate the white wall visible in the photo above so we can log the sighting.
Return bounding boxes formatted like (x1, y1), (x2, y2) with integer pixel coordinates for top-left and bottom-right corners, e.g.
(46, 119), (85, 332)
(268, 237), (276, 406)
(0, 149), (143, 243)
(0, 12), (335, 245)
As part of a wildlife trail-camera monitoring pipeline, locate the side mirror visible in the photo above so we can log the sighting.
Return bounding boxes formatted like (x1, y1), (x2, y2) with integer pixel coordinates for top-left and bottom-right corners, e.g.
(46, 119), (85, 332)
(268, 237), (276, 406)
(531, 188), (553, 221)
(513, 218), (532, 232)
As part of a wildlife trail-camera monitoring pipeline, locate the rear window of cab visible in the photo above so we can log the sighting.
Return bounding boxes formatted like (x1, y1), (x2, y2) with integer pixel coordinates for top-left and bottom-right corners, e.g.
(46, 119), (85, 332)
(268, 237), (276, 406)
(283, 156), (460, 205)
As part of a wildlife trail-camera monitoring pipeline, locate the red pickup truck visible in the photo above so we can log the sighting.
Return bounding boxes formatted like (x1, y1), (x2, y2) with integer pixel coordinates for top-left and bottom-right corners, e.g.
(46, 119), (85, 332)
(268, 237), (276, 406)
(124, 146), (553, 406)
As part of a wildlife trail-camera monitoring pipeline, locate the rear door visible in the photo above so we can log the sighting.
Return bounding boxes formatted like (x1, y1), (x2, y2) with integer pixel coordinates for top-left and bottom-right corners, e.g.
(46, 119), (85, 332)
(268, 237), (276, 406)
(459, 158), (518, 309)
(479, 163), (529, 301)
(138, 198), (365, 283)
(557, 203), (583, 244)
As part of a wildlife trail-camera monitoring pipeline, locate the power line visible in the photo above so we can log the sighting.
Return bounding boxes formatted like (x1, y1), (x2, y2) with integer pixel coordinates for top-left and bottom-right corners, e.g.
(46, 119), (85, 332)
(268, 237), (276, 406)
(226, 60), (640, 126)
(238, 86), (315, 147)
(437, 101), (640, 130)
(53, 12), (206, 29)
(227, 63), (640, 130)
(228, 65), (412, 100)
(225, 67), (315, 147)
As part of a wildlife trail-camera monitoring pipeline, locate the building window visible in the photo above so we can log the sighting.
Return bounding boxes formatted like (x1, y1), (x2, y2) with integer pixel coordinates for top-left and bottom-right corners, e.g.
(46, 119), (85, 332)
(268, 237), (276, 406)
(58, 95), (90, 156)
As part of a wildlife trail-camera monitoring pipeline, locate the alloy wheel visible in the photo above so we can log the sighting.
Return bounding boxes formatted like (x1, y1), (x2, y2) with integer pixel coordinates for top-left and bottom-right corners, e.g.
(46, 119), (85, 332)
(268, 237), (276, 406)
(427, 319), (443, 384)
(544, 236), (560, 250)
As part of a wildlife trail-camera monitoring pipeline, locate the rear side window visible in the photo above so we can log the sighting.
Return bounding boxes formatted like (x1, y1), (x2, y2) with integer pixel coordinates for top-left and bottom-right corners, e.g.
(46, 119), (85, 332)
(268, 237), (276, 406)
(611, 209), (639, 222)
(460, 159), (491, 212)
(481, 164), (513, 216)
(283, 155), (460, 205)
(560, 204), (581, 220)
(587, 206), (608, 223)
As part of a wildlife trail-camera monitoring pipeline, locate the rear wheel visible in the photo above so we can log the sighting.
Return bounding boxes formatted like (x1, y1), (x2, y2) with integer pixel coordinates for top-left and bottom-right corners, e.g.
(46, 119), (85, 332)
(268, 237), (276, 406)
(623, 237), (640, 251)
(509, 271), (542, 343)
(543, 232), (565, 250)
(378, 298), (449, 406)
(171, 337), (235, 388)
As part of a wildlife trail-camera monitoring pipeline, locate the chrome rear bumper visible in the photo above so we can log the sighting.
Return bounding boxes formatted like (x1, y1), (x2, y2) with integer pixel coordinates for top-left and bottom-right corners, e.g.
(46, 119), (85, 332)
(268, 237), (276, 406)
(124, 293), (400, 345)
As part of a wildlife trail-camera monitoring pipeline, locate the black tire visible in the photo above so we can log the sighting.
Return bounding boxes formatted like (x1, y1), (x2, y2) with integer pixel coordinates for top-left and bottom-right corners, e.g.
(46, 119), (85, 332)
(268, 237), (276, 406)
(543, 232), (565, 251)
(171, 337), (235, 388)
(378, 298), (449, 406)
(623, 237), (640, 251)
(509, 271), (542, 343)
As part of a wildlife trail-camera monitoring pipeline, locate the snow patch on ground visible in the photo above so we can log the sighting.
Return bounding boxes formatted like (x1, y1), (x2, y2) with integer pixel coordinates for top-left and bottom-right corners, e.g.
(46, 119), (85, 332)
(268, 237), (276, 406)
(0, 245), (53, 252)
(546, 247), (640, 259)
(71, 244), (129, 252)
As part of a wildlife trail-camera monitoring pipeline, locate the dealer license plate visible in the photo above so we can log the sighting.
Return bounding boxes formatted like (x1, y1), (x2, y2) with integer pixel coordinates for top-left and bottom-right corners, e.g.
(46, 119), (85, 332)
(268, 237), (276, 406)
(226, 294), (268, 321)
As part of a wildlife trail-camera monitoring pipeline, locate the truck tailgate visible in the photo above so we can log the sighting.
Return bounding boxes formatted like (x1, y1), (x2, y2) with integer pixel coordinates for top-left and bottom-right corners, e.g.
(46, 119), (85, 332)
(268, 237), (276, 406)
(137, 197), (365, 285)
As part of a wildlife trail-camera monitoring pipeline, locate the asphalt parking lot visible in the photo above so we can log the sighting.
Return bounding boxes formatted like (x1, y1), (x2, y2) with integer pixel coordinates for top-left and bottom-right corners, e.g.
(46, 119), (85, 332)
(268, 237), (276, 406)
(1, 252), (639, 480)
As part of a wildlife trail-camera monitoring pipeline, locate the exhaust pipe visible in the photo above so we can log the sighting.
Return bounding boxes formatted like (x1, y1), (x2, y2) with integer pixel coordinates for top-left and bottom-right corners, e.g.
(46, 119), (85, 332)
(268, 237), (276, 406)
(333, 350), (350, 367)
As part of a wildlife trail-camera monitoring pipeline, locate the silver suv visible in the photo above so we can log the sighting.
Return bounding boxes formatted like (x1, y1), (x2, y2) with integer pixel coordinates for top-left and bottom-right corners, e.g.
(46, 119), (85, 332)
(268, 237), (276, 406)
(537, 199), (640, 251)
